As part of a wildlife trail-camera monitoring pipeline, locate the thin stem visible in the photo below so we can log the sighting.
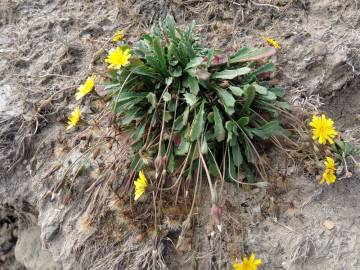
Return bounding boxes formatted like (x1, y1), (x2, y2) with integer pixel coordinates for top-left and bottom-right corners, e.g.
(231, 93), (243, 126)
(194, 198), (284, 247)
(198, 143), (216, 203)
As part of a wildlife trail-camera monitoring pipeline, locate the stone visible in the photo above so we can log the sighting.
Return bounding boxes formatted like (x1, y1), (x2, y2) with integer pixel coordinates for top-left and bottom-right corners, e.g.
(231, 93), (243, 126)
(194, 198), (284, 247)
(14, 226), (62, 270)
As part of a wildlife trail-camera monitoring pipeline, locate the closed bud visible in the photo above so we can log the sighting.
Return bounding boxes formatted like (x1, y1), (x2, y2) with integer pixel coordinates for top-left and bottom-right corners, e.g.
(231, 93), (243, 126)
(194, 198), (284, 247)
(161, 155), (168, 167)
(154, 154), (162, 178)
(161, 169), (167, 179)
(219, 80), (229, 88)
(211, 204), (222, 218)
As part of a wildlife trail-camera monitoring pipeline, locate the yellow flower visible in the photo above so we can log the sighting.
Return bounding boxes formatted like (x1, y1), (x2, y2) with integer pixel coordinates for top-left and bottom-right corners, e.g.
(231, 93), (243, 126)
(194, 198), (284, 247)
(75, 75), (95, 100)
(261, 36), (281, 49)
(309, 114), (338, 145)
(105, 47), (131, 69)
(66, 106), (81, 130)
(320, 156), (336, 185)
(233, 254), (262, 270)
(134, 170), (148, 201)
(112, 30), (124, 42)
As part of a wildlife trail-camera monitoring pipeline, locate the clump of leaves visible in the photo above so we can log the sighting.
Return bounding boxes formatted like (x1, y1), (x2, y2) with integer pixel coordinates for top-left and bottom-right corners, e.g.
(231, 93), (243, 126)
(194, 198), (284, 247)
(331, 140), (360, 175)
(106, 16), (290, 198)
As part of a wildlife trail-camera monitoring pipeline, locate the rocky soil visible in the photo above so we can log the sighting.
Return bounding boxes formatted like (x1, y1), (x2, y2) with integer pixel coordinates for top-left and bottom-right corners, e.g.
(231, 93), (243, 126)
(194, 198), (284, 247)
(1, 0), (359, 269)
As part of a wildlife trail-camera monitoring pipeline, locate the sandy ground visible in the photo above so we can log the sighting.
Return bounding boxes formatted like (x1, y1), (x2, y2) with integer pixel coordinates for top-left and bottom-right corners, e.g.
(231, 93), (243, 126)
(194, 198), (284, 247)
(1, 0), (360, 269)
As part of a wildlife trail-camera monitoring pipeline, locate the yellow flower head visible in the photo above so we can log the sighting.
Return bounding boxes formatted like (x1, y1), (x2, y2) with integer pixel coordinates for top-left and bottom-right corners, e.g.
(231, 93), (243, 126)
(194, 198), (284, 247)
(112, 30), (125, 42)
(320, 156), (336, 185)
(75, 75), (95, 100)
(309, 114), (338, 145)
(105, 47), (131, 69)
(134, 170), (148, 201)
(233, 254), (262, 270)
(67, 106), (81, 130)
(261, 36), (281, 49)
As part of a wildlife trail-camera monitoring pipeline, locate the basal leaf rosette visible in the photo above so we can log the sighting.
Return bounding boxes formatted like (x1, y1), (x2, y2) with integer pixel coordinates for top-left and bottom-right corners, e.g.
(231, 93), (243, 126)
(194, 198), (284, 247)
(106, 16), (290, 193)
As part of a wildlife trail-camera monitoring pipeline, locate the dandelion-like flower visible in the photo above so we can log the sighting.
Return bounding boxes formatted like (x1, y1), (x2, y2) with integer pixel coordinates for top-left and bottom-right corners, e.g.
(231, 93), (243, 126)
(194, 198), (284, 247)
(66, 106), (81, 130)
(320, 156), (336, 185)
(105, 47), (131, 69)
(309, 114), (338, 145)
(233, 254), (262, 270)
(134, 170), (148, 201)
(112, 30), (124, 42)
(75, 75), (95, 100)
(261, 36), (281, 49)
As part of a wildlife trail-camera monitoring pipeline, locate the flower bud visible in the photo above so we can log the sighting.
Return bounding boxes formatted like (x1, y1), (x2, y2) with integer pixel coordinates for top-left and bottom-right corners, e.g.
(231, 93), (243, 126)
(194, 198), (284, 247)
(161, 169), (167, 179)
(161, 155), (168, 168)
(211, 204), (222, 218)
(219, 80), (229, 88)
(154, 154), (162, 178)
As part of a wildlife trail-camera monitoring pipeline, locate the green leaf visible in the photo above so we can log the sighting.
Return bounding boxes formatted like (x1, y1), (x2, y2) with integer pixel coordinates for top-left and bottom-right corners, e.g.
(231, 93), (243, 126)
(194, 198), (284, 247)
(207, 112), (214, 123)
(168, 150), (175, 173)
(230, 47), (276, 63)
(212, 67), (251, 79)
(165, 77), (173, 86)
(238, 116), (249, 126)
(185, 57), (203, 69)
(207, 153), (219, 177)
(183, 107), (190, 125)
(201, 139), (208, 154)
(153, 37), (167, 75)
(132, 65), (159, 80)
(250, 121), (287, 140)
(225, 121), (235, 143)
(228, 157), (237, 182)
(174, 114), (184, 131)
(242, 162), (255, 182)
(262, 91), (277, 100)
(207, 49), (214, 68)
(186, 76), (200, 95)
(122, 108), (140, 125)
(147, 92), (156, 109)
(229, 86), (243, 97)
(130, 153), (143, 171)
(240, 85), (256, 115)
(213, 106), (225, 142)
(270, 87), (285, 97)
(164, 111), (172, 122)
(184, 93), (197, 106)
(252, 83), (268, 95)
(232, 143), (243, 167)
(163, 91), (171, 102)
(190, 102), (205, 142)
(276, 101), (290, 110)
(216, 88), (235, 108)
(116, 92), (147, 105)
(175, 138), (190, 155)
(255, 62), (275, 74)
(170, 66), (183, 77)
(133, 121), (146, 141)
(244, 141), (254, 163)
